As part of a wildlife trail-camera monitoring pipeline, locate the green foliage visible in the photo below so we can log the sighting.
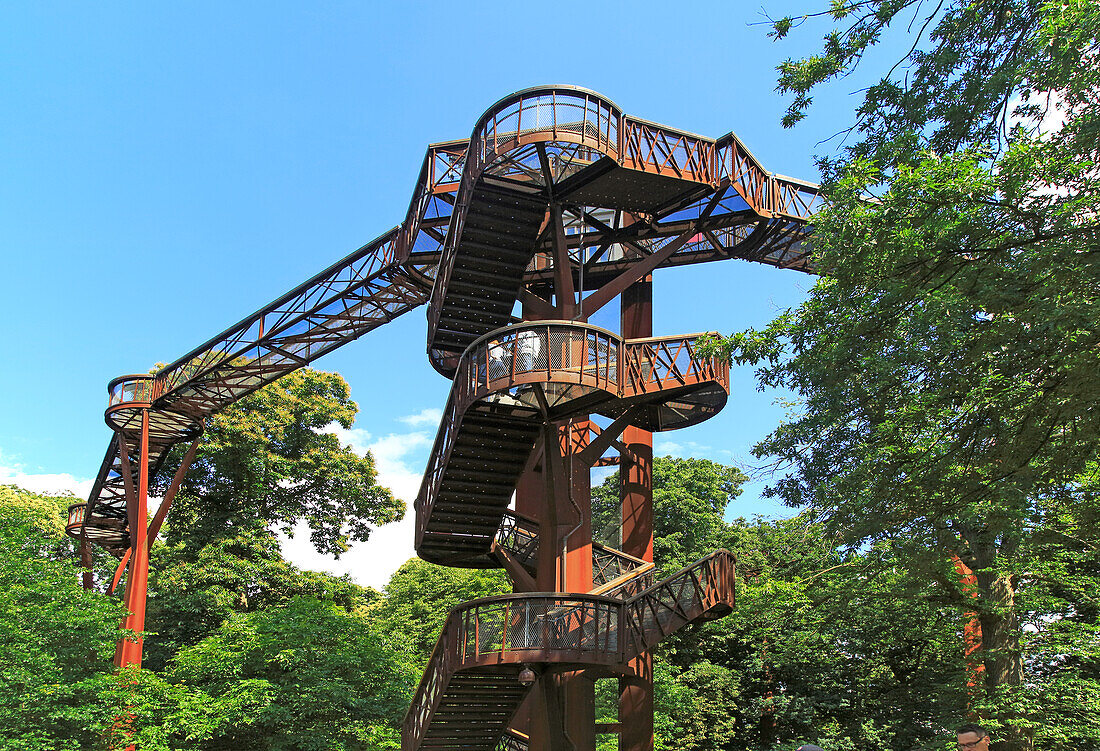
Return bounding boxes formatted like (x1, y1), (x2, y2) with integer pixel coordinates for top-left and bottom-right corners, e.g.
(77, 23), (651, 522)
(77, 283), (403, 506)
(0, 484), (80, 559)
(143, 526), (372, 671)
(592, 456), (748, 572)
(0, 369), (413, 748)
(378, 558), (509, 665)
(651, 514), (965, 750)
(163, 368), (403, 556)
(169, 597), (414, 750)
(0, 490), (124, 750)
(702, 1), (1100, 746)
(669, 661), (742, 750)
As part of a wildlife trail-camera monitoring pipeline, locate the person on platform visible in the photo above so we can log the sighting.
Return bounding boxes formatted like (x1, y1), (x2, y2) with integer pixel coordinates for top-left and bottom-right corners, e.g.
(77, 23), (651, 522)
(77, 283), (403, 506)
(957, 723), (992, 751)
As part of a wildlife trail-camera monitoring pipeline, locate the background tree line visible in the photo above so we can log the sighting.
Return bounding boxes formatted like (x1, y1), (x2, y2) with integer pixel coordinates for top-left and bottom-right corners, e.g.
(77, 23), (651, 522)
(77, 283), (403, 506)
(2, 370), (1096, 749)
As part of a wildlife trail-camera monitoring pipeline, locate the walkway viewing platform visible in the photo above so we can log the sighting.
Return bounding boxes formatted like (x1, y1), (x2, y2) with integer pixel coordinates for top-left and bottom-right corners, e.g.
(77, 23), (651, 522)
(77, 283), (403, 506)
(414, 320), (729, 567)
(69, 84), (820, 750)
(402, 550), (735, 751)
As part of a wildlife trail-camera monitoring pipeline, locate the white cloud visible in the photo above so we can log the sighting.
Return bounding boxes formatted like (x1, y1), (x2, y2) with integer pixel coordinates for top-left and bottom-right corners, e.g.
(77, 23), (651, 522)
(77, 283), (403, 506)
(0, 452), (94, 498)
(653, 438), (713, 458)
(397, 408), (443, 427)
(326, 424), (372, 453)
(280, 422), (437, 589)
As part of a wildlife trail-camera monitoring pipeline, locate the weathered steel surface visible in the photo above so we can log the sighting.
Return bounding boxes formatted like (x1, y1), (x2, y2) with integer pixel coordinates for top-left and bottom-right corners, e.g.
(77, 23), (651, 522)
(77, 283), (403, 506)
(75, 86), (817, 556)
(72, 87), (817, 747)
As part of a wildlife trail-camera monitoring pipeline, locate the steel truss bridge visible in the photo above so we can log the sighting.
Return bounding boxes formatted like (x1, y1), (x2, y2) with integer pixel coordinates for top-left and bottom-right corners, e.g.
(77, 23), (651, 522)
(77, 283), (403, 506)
(66, 86), (819, 751)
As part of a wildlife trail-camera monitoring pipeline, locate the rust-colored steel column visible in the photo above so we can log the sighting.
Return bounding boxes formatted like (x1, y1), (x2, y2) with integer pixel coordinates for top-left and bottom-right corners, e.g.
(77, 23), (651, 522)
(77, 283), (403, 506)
(620, 277), (654, 751)
(113, 409), (150, 669)
(562, 422), (595, 751)
(952, 553), (985, 709)
(564, 421), (593, 595)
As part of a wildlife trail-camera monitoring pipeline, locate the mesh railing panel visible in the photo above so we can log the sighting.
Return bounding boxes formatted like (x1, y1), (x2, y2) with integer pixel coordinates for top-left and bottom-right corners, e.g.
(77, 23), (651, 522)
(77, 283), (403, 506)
(455, 323), (620, 409)
(109, 377), (155, 406)
(496, 730), (530, 751)
(459, 596), (620, 659)
(622, 551), (734, 658)
(496, 511), (539, 567)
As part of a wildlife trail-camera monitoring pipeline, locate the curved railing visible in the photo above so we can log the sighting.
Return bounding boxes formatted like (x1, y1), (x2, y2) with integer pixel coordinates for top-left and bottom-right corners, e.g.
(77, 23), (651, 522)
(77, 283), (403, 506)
(107, 375), (156, 408)
(65, 503), (86, 538)
(471, 86), (621, 168)
(402, 592), (623, 750)
(103, 373), (203, 441)
(402, 550), (736, 751)
(454, 321), (621, 412)
(449, 319), (729, 414)
(414, 323), (729, 556)
(619, 334), (730, 431)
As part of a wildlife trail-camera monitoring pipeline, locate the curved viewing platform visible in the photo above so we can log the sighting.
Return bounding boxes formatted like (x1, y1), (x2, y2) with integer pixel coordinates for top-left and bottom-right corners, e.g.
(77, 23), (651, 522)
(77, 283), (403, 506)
(426, 85), (821, 373)
(78, 374), (204, 553)
(415, 320), (729, 566)
(104, 374), (203, 441)
(453, 320), (728, 426)
(402, 550), (736, 751)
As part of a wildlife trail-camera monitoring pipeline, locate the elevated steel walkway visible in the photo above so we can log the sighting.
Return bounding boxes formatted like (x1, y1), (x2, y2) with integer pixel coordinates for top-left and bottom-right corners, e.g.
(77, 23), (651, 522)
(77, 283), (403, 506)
(66, 86), (819, 748)
(69, 86), (818, 559)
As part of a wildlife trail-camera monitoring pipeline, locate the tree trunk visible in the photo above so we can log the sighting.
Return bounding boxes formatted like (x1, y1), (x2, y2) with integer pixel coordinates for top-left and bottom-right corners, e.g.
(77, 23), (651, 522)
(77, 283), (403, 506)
(968, 533), (1032, 751)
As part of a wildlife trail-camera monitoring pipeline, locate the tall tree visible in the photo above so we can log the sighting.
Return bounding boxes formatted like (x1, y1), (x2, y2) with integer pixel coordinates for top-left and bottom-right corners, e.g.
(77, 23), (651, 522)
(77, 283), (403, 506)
(591, 456), (748, 573)
(143, 528), (371, 671)
(142, 367), (403, 665)
(702, 2), (1100, 746)
(0, 486), (125, 750)
(168, 597), (415, 750)
(377, 558), (509, 666)
(160, 367), (403, 555)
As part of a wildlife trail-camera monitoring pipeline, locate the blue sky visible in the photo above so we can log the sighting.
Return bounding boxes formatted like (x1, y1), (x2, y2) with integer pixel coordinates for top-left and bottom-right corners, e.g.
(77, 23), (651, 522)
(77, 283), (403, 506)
(0, 2), (865, 586)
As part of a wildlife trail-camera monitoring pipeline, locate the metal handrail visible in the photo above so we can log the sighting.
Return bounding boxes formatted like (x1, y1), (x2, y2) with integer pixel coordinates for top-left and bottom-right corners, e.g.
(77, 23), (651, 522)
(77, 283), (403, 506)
(415, 326), (730, 552)
(402, 549), (736, 750)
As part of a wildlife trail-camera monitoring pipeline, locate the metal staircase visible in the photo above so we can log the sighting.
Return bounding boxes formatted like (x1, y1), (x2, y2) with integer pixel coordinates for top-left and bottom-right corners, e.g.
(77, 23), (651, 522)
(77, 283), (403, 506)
(403, 544), (735, 751)
(404, 313), (735, 749)
(415, 320), (728, 567)
(66, 86), (819, 746)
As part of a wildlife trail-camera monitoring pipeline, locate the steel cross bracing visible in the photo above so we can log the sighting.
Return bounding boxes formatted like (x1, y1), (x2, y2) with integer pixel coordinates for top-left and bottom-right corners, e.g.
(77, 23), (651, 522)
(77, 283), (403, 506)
(66, 90), (819, 737)
(70, 86), (818, 554)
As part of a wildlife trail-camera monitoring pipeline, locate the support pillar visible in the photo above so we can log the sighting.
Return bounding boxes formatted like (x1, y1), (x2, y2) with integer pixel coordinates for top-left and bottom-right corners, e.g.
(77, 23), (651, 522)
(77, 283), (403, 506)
(952, 553), (985, 710)
(113, 409), (150, 669)
(562, 423), (594, 751)
(620, 277), (654, 751)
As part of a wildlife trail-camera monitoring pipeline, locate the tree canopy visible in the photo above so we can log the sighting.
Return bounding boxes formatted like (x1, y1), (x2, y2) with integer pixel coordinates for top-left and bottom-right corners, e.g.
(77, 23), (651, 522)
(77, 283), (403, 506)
(161, 367), (403, 556)
(700, 1), (1100, 747)
(592, 456), (749, 572)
